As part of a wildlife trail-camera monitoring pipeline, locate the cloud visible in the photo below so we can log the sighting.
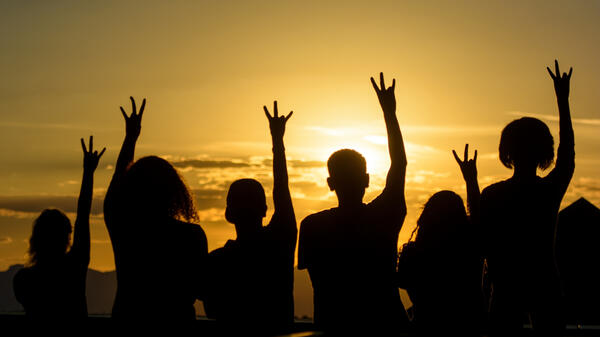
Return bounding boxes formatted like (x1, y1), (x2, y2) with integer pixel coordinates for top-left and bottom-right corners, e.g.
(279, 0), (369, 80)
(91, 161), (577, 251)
(567, 177), (600, 207)
(191, 188), (228, 211)
(197, 208), (225, 223)
(172, 159), (251, 169)
(261, 158), (325, 168)
(0, 208), (37, 219)
(402, 125), (502, 135)
(0, 121), (101, 130)
(508, 111), (600, 126)
(0, 236), (13, 244)
(0, 195), (103, 215)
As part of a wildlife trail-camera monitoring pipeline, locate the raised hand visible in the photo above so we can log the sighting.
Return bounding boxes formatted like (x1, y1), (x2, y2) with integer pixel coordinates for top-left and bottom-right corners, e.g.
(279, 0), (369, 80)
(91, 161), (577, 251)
(547, 60), (573, 101)
(453, 144), (478, 183)
(371, 72), (396, 115)
(81, 135), (106, 173)
(264, 101), (293, 140)
(120, 96), (146, 139)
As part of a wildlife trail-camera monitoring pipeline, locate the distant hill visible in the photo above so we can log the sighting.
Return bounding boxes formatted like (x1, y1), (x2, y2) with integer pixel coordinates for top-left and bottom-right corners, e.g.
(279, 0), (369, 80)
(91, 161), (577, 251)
(0, 265), (314, 318)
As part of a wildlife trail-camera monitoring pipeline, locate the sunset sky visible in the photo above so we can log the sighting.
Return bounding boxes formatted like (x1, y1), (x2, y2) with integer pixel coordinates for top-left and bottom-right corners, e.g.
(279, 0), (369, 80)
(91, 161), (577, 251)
(1, 0), (600, 277)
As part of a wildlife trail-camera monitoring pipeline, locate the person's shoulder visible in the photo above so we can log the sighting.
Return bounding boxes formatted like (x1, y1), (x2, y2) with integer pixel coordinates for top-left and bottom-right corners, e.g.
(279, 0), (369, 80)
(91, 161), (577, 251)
(300, 208), (336, 229)
(174, 220), (207, 239)
(209, 240), (236, 255)
(481, 179), (511, 198)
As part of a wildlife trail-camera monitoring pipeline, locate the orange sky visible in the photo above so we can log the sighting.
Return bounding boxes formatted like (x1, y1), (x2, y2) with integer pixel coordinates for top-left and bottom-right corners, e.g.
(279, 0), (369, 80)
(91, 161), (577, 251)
(1, 0), (600, 275)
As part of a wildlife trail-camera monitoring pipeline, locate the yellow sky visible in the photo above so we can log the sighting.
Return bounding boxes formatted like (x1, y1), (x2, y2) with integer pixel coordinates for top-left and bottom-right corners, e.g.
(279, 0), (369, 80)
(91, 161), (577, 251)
(1, 0), (600, 272)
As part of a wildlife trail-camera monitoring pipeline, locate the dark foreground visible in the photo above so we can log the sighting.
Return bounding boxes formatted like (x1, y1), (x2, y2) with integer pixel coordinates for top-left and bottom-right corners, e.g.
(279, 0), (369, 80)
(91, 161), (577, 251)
(2, 313), (600, 336)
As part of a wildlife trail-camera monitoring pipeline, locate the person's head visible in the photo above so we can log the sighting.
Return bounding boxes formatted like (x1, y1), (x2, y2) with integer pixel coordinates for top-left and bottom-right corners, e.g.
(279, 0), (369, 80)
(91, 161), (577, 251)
(326, 149), (369, 205)
(411, 191), (468, 247)
(499, 117), (554, 172)
(28, 209), (72, 266)
(121, 156), (198, 222)
(225, 179), (267, 231)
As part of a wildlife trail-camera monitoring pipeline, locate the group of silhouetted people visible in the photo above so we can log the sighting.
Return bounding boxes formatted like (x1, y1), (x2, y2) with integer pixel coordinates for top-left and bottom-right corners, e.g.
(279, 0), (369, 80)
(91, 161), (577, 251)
(12, 60), (575, 336)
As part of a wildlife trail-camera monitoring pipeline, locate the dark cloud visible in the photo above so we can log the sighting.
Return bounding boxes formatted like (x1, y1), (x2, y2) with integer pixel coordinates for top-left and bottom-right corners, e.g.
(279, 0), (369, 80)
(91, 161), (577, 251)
(0, 195), (103, 215)
(172, 160), (251, 169)
(191, 189), (227, 210)
(262, 159), (325, 168)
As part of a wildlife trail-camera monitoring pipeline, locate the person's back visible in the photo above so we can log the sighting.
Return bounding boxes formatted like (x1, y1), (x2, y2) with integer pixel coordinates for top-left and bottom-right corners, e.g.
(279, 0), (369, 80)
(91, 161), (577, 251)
(111, 216), (207, 319)
(300, 202), (404, 329)
(205, 224), (295, 327)
(483, 177), (562, 290)
(481, 61), (575, 335)
(298, 73), (408, 332)
(203, 102), (296, 333)
(14, 256), (87, 319)
(104, 98), (208, 319)
(398, 147), (484, 335)
(13, 137), (104, 320)
(399, 238), (483, 331)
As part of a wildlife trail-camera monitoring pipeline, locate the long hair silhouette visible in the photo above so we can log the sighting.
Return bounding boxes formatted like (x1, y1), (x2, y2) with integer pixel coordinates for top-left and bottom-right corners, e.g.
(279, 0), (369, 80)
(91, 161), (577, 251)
(120, 155), (198, 222)
(409, 191), (468, 247)
(27, 209), (72, 266)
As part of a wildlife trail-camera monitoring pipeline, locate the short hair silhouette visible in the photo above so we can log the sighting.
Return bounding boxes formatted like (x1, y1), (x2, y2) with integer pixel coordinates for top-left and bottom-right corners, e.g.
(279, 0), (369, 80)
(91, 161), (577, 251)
(121, 155), (198, 222)
(499, 117), (554, 170)
(27, 209), (72, 266)
(327, 149), (367, 178)
(411, 191), (468, 244)
(225, 178), (267, 223)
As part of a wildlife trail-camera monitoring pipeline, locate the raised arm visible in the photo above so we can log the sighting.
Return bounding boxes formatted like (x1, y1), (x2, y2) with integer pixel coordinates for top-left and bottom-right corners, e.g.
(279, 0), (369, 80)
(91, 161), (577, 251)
(453, 144), (480, 223)
(69, 136), (105, 266)
(263, 101), (296, 238)
(370, 73), (407, 209)
(103, 96), (145, 236)
(546, 60), (575, 193)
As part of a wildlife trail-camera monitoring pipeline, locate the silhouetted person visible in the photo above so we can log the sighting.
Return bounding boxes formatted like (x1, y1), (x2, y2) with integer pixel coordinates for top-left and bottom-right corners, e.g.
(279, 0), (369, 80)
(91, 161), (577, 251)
(398, 145), (485, 336)
(13, 136), (105, 319)
(203, 101), (297, 334)
(481, 61), (575, 336)
(103, 97), (208, 319)
(298, 73), (409, 333)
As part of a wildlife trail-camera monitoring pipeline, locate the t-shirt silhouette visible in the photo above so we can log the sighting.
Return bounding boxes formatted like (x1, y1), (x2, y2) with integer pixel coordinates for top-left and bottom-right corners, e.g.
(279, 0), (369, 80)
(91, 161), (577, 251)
(298, 191), (407, 331)
(204, 217), (296, 332)
(13, 254), (88, 319)
(481, 141), (574, 327)
(109, 217), (208, 319)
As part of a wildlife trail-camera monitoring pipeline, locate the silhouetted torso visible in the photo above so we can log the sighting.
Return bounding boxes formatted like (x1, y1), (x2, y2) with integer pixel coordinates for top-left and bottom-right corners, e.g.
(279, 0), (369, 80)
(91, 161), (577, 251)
(204, 219), (296, 332)
(298, 196), (407, 332)
(13, 254), (88, 319)
(483, 177), (561, 294)
(110, 216), (208, 319)
(481, 164), (573, 329)
(398, 235), (484, 335)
